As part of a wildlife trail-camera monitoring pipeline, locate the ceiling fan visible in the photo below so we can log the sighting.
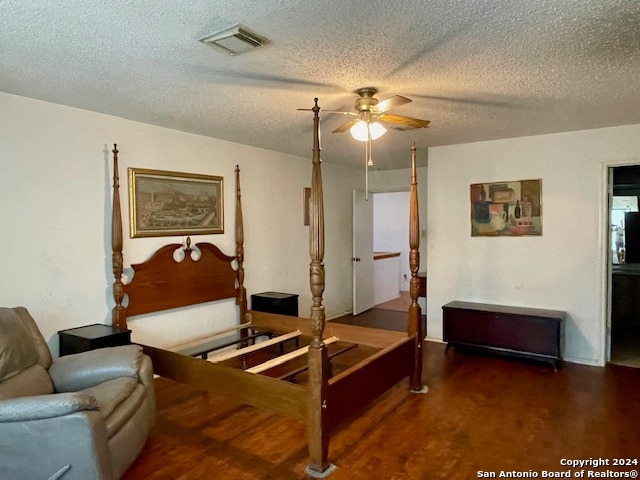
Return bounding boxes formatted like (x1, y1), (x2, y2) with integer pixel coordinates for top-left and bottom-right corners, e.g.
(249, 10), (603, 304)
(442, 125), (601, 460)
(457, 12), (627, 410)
(326, 87), (430, 136)
(298, 87), (430, 200)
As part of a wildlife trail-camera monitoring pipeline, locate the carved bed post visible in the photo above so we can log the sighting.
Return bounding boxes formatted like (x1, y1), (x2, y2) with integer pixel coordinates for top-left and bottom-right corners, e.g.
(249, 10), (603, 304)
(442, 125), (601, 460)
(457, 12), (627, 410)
(306, 98), (333, 477)
(408, 142), (426, 393)
(111, 144), (127, 330)
(235, 165), (247, 322)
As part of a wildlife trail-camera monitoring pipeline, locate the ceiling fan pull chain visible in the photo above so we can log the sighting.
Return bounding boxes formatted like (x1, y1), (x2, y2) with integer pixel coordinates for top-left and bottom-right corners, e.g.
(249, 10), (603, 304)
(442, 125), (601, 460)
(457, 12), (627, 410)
(365, 140), (370, 201)
(367, 122), (373, 167)
(365, 123), (374, 200)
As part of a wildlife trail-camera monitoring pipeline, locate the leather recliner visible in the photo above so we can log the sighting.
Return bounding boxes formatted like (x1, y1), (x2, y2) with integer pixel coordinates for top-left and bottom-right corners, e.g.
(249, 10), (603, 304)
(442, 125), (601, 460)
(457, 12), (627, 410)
(0, 307), (155, 480)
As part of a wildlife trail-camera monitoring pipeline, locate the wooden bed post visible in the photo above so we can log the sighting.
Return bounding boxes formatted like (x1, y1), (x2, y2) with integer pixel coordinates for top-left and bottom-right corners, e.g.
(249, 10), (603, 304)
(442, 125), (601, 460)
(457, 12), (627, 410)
(111, 144), (127, 330)
(306, 99), (334, 477)
(235, 165), (247, 322)
(408, 142), (427, 393)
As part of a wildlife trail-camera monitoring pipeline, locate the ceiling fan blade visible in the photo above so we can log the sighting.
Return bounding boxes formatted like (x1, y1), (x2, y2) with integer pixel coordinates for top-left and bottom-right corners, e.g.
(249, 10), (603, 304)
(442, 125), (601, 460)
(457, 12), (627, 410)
(372, 95), (412, 113)
(332, 118), (359, 133)
(297, 109), (357, 118)
(376, 113), (430, 129)
(322, 110), (358, 116)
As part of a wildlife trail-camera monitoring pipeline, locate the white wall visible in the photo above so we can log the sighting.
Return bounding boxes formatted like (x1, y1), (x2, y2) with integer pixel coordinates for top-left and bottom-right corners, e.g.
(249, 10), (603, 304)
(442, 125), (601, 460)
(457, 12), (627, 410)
(0, 92), (361, 353)
(373, 256), (400, 304)
(427, 124), (640, 366)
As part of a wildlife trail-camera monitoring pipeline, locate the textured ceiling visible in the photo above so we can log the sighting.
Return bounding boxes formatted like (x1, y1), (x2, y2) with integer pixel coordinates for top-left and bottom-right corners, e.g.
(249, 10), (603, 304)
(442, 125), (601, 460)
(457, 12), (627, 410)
(2, 0), (639, 170)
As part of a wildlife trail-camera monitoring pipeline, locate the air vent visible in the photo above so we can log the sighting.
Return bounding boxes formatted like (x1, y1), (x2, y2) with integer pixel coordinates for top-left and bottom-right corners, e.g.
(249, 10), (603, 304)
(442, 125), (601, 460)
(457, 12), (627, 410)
(199, 24), (269, 56)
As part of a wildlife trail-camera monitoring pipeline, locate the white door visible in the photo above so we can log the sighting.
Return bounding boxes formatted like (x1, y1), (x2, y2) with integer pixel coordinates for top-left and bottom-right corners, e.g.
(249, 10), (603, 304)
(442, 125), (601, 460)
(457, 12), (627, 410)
(353, 190), (375, 314)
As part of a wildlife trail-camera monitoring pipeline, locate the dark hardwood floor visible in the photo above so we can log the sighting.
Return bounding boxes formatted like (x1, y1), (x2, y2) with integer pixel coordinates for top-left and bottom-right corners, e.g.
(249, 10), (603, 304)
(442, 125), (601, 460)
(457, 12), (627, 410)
(329, 306), (423, 332)
(123, 310), (640, 480)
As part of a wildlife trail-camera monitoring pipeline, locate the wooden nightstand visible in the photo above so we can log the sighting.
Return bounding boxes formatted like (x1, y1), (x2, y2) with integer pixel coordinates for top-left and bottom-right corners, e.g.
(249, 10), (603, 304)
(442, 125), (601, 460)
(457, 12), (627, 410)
(58, 324), (131, 356)
(418, 272), (426, 298)
(251, 292), (299, 317)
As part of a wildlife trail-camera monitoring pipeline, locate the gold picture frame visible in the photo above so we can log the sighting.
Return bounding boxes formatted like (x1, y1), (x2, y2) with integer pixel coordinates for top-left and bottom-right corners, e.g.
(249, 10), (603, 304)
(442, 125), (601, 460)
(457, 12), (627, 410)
(128, 168), (223, 238)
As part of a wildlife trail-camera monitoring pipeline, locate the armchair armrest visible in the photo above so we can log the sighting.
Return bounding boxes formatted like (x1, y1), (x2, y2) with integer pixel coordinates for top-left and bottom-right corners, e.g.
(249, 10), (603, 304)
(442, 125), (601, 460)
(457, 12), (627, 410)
(0, 400), (111, 480)
(49, 344), (143, 392)
(0, 392), (98, 422)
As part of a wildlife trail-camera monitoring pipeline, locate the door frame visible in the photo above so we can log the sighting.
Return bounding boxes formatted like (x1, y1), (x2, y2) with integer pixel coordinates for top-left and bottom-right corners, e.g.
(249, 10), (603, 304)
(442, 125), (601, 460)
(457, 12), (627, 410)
(600, 156), (640, 365)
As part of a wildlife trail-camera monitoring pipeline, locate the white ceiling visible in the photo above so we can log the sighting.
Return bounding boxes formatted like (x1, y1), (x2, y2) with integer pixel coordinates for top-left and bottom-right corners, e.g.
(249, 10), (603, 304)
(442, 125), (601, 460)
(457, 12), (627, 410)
(2, 0), (639, 170)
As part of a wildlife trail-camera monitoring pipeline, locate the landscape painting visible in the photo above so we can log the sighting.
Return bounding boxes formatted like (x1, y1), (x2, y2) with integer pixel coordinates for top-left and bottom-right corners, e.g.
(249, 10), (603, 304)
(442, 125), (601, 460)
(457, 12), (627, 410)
(470, 179), (542, 237)
(128, 168), (223, 238)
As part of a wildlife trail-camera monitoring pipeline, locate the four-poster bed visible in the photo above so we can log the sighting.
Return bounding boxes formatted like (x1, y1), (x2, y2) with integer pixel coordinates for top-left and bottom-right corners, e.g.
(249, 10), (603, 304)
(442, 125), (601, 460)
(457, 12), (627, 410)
(110, 98), (425, 476)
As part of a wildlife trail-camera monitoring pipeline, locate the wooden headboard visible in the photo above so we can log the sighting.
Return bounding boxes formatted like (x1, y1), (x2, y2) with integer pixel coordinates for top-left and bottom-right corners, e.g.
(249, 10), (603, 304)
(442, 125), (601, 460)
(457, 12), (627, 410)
(123, 239), (236, 318)
(111, 153), (246, 330)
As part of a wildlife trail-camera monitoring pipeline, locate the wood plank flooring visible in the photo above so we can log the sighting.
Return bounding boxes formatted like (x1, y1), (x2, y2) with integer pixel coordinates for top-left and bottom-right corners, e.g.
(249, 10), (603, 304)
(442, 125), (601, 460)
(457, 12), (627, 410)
(123, 339), (640, 479)
(374, 291), (411, 312)
(328, 307), (418, 332)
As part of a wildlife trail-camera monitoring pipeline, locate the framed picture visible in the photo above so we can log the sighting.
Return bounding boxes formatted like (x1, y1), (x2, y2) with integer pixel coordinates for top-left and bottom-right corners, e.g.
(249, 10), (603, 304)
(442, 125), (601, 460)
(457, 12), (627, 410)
(470, 178), (542, 237)
(128, 168), (223, 238)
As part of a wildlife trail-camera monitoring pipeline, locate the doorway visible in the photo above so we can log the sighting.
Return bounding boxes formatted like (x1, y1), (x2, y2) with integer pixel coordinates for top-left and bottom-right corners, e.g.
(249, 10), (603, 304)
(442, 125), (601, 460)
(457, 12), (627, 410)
(373, 191), (411, 310)
(608, 165), (640, 368)
(352, 190), (410, 314)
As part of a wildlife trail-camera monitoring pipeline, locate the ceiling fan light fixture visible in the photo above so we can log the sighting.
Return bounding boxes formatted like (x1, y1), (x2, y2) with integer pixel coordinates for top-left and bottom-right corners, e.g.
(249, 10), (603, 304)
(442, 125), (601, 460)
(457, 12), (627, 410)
(199, 24), (269, 56)
(350, 120), (387, 141)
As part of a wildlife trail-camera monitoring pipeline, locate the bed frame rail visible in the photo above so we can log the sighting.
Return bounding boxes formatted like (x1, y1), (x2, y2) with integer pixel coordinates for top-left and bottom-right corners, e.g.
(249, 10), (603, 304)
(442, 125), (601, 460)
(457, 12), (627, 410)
(141, 344), (308, 419)
(327, 337), (414, 431)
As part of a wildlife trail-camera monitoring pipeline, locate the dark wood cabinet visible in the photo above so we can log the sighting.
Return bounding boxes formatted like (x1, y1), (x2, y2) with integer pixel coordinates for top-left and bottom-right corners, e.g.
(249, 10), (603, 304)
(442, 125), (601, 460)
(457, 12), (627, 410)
(442, 301), (565, 369)
(58, 324), (131, 356)
(251, 292), (299, 317)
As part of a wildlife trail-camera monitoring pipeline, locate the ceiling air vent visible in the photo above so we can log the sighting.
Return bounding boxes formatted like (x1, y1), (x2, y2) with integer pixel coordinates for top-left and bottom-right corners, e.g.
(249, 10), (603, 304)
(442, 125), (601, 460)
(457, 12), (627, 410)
(199, 24), (269, 56)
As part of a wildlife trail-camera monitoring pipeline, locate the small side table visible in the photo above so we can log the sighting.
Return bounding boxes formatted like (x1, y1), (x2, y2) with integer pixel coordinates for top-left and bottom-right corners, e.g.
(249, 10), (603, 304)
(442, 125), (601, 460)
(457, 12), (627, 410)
(251, 292), (299, 317)
(58, 324), (131, 356)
